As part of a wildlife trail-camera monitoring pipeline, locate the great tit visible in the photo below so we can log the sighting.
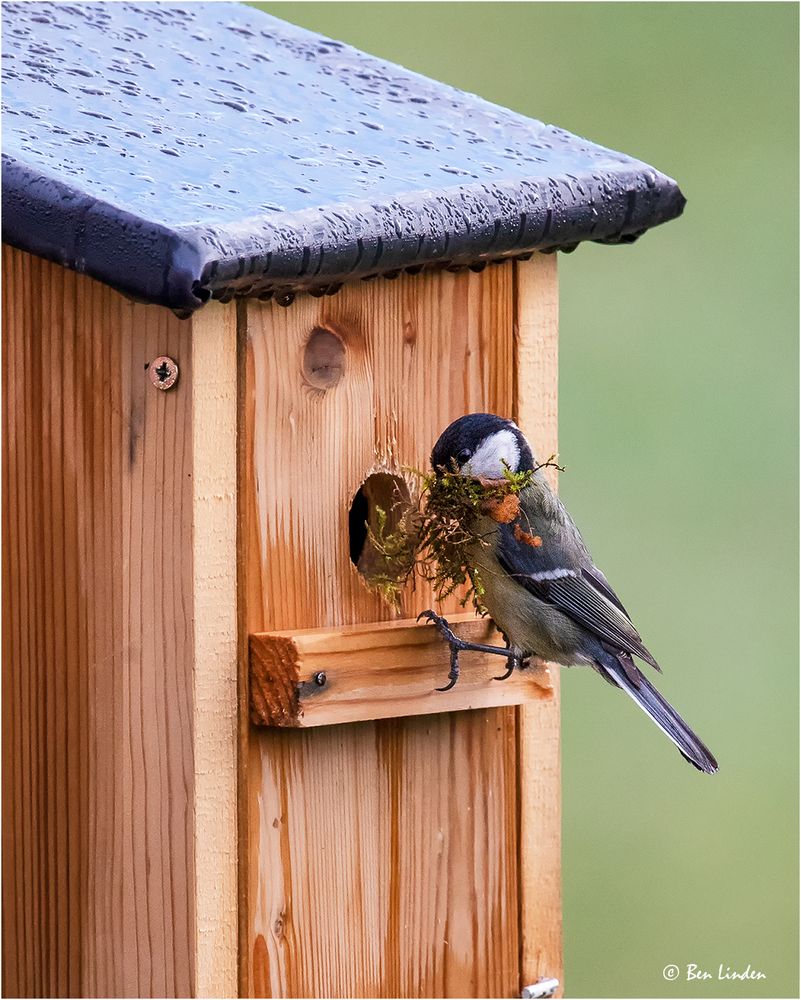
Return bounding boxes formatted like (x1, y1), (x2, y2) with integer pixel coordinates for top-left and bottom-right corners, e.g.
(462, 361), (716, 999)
(419, 412), (718, 774)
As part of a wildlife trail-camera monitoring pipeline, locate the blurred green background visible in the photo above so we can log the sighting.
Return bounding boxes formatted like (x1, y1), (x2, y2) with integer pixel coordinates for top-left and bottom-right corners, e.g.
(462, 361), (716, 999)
(254, 4), (798, 996)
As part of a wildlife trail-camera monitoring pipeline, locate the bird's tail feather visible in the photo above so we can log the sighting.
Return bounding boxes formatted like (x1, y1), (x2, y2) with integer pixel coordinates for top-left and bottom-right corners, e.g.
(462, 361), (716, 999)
(599, 655), (719, 774)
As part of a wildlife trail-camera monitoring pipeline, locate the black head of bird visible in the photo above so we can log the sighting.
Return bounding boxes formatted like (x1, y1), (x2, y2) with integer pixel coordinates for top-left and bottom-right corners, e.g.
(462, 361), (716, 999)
(430, 412), (534, 479)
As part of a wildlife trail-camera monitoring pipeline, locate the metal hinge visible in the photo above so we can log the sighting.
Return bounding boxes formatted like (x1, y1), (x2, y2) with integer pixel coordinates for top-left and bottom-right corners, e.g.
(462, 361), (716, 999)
(521, 978), (560, 999)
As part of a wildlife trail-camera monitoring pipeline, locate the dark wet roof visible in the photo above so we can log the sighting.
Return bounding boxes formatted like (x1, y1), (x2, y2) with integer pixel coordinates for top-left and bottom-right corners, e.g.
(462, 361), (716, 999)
(2, 2), (685, 315)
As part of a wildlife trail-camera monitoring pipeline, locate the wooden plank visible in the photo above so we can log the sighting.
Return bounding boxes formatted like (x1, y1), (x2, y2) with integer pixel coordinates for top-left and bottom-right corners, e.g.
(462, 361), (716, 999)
(514, 254), (563, 997)
(243, 266), (516, 630)
(191, 303), (239, 997)
(243, 266), (522, 998)
(2, 246), (196, 997)
(250, 711), (519, 999)
(250, 613), (554, 727)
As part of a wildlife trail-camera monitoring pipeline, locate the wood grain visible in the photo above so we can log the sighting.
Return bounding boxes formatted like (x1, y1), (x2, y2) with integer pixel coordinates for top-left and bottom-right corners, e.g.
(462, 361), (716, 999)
(191, 303), (239, 997)
(250, 613), (554, 728)
(243, 266), (523, 997)
(250, 712), (519, 998)
(2, 247), (562, 998)
(514, 254), (563, 997)
(2, 246), (196, 997)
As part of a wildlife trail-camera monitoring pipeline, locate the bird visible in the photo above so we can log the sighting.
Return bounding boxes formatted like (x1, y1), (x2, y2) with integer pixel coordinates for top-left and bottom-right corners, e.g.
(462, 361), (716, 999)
(418, 412), (718, 774)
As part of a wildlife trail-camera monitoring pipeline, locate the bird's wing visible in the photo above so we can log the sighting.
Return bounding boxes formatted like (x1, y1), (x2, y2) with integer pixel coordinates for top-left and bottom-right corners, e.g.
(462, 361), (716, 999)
(495, 517), (661, 670)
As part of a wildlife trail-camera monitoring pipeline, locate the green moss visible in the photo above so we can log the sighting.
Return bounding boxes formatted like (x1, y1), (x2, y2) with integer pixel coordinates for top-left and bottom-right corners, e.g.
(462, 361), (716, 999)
(365, 459), (559, 612)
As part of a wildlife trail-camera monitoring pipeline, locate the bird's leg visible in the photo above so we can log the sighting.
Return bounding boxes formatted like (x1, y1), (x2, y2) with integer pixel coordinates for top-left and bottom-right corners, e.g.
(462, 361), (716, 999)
(504, 640), (555, 694)
(440, 643), (461, 693)
(417, 610), (516, 692)
(492, 631), (527, 682)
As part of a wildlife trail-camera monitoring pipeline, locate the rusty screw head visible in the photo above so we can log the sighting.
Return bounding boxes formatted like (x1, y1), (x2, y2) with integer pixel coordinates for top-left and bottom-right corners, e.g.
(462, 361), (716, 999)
(149, 356), (179, 390)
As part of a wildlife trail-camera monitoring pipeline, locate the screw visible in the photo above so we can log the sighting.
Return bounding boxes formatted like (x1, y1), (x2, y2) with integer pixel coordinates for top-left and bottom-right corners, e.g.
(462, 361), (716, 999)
(314, 672), (327, 687)
(149, 356), (179, 390)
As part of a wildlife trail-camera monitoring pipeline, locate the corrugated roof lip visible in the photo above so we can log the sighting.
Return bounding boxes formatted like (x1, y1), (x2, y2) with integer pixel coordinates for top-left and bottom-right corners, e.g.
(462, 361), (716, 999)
(2, 154), (685, 316)
(2, 155), (206, 314)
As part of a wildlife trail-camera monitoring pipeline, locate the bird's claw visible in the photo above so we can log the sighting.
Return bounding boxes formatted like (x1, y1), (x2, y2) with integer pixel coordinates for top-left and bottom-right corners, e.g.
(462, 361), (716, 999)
(492, 653), (532, 681)
(493, 660), (517, 682)
(417, 609), (465, 649)
(435, 646), (461, 692)
(418, 609), (522, 692)
(418, 610), (465, 691)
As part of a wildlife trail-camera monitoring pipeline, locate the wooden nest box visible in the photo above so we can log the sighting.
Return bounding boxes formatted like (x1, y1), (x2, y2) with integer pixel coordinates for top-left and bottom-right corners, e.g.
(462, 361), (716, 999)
(1, 3), (684, 998)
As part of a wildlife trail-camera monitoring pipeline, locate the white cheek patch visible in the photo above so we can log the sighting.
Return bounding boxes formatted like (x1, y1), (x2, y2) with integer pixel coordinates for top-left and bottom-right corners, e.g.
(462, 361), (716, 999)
(465, 428), (520, 478)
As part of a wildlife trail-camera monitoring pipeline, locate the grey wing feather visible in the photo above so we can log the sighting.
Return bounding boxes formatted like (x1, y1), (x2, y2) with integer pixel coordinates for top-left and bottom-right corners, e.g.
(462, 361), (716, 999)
(496, 489), (661, 670)
(546, 573), (661, 670)
(580, 563), (629, 615)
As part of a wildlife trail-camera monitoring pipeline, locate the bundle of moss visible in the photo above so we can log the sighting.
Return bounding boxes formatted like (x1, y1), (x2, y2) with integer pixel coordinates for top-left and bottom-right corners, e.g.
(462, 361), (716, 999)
(366, 462), (553, 613)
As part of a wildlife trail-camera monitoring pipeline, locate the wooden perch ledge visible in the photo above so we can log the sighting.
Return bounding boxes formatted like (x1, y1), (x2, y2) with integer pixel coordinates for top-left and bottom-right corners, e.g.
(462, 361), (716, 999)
(249, 611), (554, 728)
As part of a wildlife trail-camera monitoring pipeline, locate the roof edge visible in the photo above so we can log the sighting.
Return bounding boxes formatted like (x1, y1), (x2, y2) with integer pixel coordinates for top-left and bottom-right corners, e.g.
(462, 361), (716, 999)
(183, 161), (685, 304)
(2, 157), (206, 315)
(2, 155), (684, 315)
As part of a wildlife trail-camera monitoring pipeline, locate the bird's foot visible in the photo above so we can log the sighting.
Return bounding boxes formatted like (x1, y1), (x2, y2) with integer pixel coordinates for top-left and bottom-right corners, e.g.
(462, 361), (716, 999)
(493, 658), (519, 681)
(417, 610), (463, 648)
(439, 645), (461, 693)
(417, 610), (517, 691)
(417, 611), (466, 691)
(493, 633), (527, 681)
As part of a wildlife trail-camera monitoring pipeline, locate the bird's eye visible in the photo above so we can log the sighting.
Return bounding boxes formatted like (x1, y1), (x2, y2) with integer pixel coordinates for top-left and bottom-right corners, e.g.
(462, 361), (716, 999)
(456, 448), (472, 465)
